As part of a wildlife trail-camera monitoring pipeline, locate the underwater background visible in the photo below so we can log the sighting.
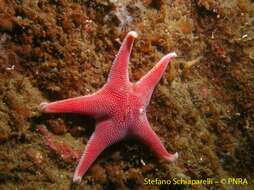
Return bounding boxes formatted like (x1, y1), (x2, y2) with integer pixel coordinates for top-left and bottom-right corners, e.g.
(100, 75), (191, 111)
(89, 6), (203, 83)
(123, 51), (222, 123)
(0, 0), (253, 189)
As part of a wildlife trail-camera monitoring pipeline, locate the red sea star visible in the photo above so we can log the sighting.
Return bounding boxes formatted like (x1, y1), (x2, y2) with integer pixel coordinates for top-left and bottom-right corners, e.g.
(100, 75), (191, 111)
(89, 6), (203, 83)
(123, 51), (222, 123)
(39, 31), (178, 183)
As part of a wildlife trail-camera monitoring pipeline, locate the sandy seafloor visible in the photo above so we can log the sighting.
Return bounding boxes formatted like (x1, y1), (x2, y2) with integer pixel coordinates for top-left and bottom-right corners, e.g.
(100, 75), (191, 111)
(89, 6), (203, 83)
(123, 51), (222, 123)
(0, 0), (253, 189)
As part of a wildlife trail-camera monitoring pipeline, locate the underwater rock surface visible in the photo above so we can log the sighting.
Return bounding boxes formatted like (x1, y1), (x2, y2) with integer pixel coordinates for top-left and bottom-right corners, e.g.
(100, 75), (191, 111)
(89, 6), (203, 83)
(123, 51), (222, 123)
(0, 0), (253, 189)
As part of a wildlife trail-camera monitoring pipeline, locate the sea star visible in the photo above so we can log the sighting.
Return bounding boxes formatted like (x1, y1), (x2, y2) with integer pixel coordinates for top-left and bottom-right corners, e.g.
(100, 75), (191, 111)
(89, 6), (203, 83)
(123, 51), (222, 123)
(39, 31), (178, 183)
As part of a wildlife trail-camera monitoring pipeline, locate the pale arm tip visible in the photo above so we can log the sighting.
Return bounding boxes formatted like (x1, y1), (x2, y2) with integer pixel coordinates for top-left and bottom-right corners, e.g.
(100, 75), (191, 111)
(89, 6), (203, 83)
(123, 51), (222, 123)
(128, 31), (138, 38)
(39, 102), (48, 112)
(165, 152), (179, 162)
(170, 52), (177, 58)
(173, 152), (179, 161)
(166, 52), (177, 59)
(158, 52), (177, 66)
(73, 175), (82, 183)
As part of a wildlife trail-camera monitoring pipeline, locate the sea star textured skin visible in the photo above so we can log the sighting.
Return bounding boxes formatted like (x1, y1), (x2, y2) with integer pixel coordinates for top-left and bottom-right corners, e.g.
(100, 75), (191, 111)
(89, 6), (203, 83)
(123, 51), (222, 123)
(39, 31), (178, 183)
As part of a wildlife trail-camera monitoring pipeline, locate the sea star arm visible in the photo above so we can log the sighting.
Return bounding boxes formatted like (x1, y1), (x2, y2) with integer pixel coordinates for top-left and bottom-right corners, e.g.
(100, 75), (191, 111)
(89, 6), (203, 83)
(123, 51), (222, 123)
(132, 116), (178, 162)
(39, 93), (109, 117)
(107, 31), (138, 88)
(73, 120), (126, 183)
(136, 52), (177, 103)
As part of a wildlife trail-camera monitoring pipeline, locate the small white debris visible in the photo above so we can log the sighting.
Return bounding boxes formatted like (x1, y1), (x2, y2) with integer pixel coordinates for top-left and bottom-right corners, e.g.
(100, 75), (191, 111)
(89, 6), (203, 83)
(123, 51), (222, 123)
(242, 34), (248, 39)
(109, 0), (118, 3)
(6, 65), (15, 71)
(211, 31), (215, 39)
(85, 19), (93, 24)
(140, 159), (146, 166)
(235, 113), (241, 116)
